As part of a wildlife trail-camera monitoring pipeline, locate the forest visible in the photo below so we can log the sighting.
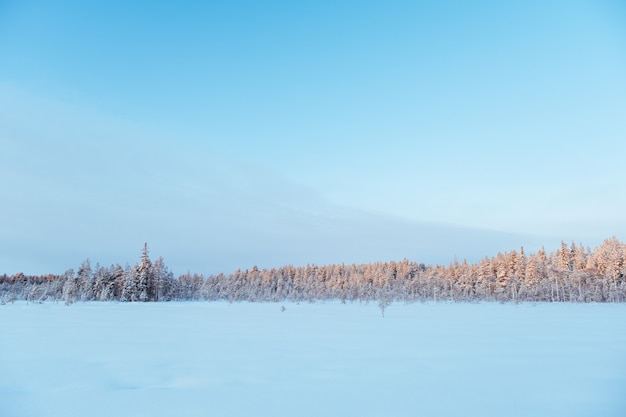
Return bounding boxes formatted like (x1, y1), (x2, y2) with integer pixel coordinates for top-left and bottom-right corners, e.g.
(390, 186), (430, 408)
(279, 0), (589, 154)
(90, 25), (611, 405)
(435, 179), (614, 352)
(2, 238), (625, 306)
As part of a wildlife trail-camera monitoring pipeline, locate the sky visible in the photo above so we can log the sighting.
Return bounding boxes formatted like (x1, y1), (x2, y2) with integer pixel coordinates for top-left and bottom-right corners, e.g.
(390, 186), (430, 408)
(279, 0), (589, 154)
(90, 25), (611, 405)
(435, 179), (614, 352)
(1, 0), (625, 275)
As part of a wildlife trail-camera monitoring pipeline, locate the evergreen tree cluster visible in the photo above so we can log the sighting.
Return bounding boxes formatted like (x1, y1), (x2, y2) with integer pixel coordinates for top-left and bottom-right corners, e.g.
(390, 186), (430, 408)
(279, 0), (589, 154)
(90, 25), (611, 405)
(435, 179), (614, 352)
(2, 238), (625, 305)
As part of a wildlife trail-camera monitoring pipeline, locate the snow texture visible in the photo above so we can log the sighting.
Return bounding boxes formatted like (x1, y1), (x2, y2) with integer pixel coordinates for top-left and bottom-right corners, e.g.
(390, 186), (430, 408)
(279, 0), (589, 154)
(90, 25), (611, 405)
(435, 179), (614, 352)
(1, 302), (625, 417)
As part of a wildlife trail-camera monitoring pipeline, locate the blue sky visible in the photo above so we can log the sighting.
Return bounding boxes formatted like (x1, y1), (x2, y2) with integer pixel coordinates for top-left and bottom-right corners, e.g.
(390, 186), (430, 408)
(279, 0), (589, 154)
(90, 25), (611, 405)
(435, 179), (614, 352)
(1, 0), (625, 275)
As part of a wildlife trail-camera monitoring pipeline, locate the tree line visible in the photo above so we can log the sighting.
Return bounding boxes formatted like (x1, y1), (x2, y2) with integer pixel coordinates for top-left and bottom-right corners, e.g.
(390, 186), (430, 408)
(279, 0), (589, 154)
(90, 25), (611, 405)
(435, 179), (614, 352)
(1, 238), (625, 306)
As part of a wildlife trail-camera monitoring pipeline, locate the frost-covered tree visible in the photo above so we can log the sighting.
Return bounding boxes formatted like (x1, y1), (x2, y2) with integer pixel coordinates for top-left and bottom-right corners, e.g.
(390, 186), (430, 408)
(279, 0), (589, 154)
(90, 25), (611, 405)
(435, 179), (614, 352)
(136, 243), (153, 302)
(93, 264), (114, 301)
(76, 259), (93, 301)
(120, 264), (138, 302)
(153, 256), (175, 301)
(62, 269), (77, 305)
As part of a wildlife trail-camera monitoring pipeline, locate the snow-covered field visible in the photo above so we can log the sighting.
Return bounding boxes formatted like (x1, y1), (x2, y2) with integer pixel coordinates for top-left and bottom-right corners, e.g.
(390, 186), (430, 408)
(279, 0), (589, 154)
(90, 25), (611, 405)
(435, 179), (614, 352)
(1, 302), (625, 417)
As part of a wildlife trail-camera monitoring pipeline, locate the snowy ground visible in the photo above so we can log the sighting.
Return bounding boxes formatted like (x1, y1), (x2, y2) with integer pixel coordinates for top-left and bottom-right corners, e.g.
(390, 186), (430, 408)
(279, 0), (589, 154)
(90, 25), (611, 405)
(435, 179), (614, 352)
(1, 302), (625, 417)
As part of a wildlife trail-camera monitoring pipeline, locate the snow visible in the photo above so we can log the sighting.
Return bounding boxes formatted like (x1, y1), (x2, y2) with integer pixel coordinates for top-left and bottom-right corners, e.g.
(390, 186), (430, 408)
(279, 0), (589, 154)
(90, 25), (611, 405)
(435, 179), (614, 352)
(1, 302), (625, 417)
